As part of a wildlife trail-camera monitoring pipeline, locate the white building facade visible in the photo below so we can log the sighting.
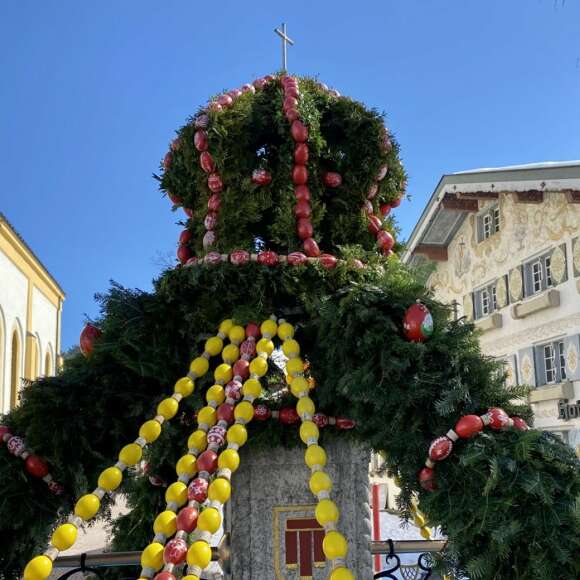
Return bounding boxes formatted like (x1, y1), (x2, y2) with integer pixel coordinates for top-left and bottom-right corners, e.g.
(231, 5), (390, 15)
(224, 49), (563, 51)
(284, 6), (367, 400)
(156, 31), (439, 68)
(404, 162), (580, 455)
(0, 213), (64, 413)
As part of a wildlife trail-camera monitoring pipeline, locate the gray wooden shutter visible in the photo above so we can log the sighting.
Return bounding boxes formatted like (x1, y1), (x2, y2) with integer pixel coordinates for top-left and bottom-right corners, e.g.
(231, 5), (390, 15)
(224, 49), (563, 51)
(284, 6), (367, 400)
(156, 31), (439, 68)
(534, 346), (546, 387)
(473, 290), (482, 319)
(523, 262), (534, 297)
(518, 346), (537, 387)
(563, 334), (580, 381)
(476, 214), (484, 243)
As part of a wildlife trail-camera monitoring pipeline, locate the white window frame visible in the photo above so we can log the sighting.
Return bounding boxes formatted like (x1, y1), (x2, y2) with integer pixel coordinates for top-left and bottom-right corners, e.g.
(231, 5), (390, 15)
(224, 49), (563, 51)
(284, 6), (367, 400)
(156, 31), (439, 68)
(478, 204), (501, 242)
(544, 343), (556, 384)
(482, 213), (492, 240)
(493, 207), (500, 233)
(557, 340), (566, 381)
(481, 288), (490, 316)
(532, 260), (543, 294)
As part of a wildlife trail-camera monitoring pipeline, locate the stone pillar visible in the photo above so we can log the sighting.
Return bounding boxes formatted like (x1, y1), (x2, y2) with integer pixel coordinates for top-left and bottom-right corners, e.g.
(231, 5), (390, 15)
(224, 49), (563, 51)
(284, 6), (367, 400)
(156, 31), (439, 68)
(228, 440), (373, 579)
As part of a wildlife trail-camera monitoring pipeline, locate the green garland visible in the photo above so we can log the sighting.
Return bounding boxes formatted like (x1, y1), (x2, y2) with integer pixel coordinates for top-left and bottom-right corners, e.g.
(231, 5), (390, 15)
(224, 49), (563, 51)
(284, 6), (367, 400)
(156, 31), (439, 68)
(159, 75), (406, 256)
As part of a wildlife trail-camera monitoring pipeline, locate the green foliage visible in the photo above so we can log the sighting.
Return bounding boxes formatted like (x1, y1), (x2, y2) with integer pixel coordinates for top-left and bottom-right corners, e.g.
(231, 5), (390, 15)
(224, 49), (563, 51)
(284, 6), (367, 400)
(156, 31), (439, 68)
(159, 75), (405, 256)
(0, 259), (578, 579)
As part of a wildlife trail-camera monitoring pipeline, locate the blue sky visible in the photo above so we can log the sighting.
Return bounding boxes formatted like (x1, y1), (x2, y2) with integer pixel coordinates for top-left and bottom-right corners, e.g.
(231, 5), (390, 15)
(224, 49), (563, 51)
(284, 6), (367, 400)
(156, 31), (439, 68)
(1, 0), (579, 350)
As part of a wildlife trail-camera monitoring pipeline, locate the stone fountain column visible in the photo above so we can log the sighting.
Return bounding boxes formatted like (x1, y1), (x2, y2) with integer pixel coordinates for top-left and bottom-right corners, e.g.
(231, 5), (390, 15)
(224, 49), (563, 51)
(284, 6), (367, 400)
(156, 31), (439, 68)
(228, 440), (373, 579)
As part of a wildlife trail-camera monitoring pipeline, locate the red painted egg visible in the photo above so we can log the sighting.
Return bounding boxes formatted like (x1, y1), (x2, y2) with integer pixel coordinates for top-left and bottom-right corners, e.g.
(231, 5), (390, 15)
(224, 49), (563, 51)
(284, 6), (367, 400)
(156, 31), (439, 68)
(377, 164), (388, 181)
(25, 455), (50, 478)
(204, 251), (222, 264)
(291, 120), (308, 143)
(254, 404), (271, 421)
(367, 183), (378, 200)
(204, 212), (218, 231)
(188, 477), (209, 502)
(195, 114), (210, 129)
(297, 218), (313, 240)
(455, 415), (484, 439)
(319, 254), (338, 269)
(487, 408), (510, 430)
(335, 417), (356, 430)
(208, 193), (221, 212)
(279, 407), (300, 425)
(163, 538), (188, 565)
(179, 230), (192, 245)
(428, 437), (453, 462)
(294, 185), (311, 201)
(207, 173), (223, 193)
(287, 252), (308, 266)
(367, 215), (382, 235)
(194, 130), (208, 152)
(200, 151), (215, 173)
(257, 251), (279, 266)
(512, 416), (529, 431)
(80, 323), (102, 357)
(313, 413), (329, 428)
(323, 172), (342, 188)
(252, 169), (272, 186)
(292, 165), (308, 185)
(168, 192), (182, 206)
(233, 359), (250, 380)
(177, 245), (191, 264)
(163, 152), (172, 170)
(303, 238), (321, 257)
(176, 506), (199, 533)
(294, 200), (311, 219)
(202, 230), (216, 249)
(225, 380), (243, 401)
(242, 83), (255, 94)
(217, 94), (233, 108)
(418, 467), (437, 492)
(294, 143), (309, 165)
(230, 249), (250, 265)
(403, 303), (433, 342)
(286, 108), (300, 122)
(245, 322), (260, 339)
(196, 450), (218, 474)
(377, 230), (395, 253)
(217, 404), (235, 424)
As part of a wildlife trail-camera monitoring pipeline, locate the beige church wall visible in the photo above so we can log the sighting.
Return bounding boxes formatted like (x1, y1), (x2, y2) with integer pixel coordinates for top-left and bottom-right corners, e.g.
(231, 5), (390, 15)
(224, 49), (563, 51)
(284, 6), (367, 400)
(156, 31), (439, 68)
(0, 247), (28, 413)
(31, 286), (58, 376)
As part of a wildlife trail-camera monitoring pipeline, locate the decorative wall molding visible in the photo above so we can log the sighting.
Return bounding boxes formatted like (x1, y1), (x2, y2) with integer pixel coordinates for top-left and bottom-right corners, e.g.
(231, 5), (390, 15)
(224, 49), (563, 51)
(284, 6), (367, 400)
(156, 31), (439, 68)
(511, 289), (560, 319)
(482, 312), (580, 356)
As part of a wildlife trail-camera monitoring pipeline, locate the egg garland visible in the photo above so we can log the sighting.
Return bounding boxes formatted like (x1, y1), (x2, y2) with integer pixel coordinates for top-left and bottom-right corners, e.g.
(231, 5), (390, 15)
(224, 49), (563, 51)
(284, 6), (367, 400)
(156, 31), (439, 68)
(22, 320), (239, 580)
(418, 408), (529, 492)
(138, 320), (265, 580)
(0, 426), (64, 495)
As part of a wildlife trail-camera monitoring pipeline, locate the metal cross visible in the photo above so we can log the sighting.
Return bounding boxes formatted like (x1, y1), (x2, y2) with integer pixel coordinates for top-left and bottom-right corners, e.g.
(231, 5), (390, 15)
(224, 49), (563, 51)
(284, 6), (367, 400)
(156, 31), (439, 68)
(274, 23), (294, 72)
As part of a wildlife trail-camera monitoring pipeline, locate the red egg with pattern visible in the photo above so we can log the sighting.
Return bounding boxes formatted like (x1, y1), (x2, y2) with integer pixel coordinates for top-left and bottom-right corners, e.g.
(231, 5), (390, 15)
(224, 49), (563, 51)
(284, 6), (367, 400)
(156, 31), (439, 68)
(487, 408), (510, 430)
(253, 78), (266, 90)
(194, 130), (208, 152)
(233, 359), (250, 380)
(380, 204), (391, 217)
(367, 183), (378, 200)
(208, 102), (222, 113)
(170, 137), (181, 151)
(279, 407), (300, 425)
(512, 416), (529, 431)
(294, 143), (309, 165)
(230, 249), (250, 265)
(294, 185), (310, 201)
(240, 339), (256, 357)
(254, 404), (271, 421)
(242, 83), (255, 94)
(204, 212), (218, 231)
(185, 257), (198, 267)
(283, 96), (298, 111)
(200, 151), (216, 173)
(297, 218), (313, 240)
(217, 94), (233, 108)
(188, 477), (209, 502)
(286, 108), (300, 122)
(207, 426), (227, 447)
(363, 200), (373, 215)
(428, 437), (453, 461)
(377, 230), (395, 252)
(303, 238), (321, 257)
(168, 192), (182, 206)
(195, 114), (210, 129)
(292, 165), (308, 185)
(313, 413), (329, 428)
(257, 251), (279, 266)
(7, 436), (25, 456)
(163, 538), (188, 565)
(323, 172), (342, 188)
(367, 215), (382, 235)
(252, 169), (272, 186)
(204, 251), (222, 265)
(336, 417), (356, 430)
(207, 173), (223, 193)
(163, 152), (172, 170)
(48, 481), (65, 495)
(208, 193), (221, 212)
(320, 254), (338, 269)
(391, 195), (402, 208)
(177, 245), (191, 264)
(225, 380), (243, 401)
(287, 252), (308, 265)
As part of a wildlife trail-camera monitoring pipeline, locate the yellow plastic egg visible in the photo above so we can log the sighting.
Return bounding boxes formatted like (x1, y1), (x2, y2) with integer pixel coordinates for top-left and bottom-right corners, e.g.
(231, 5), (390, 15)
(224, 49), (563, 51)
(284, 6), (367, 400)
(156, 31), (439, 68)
(208, 478), (231, 504)
(219, 319), (234, 335)
(286, 357), (304, 376)
(296, 396), (315, 416)
(214, 363), (233, 384)
(222, 344), (239, 364)
(299, 421), (319, 444)
(182, 576), (201, 580)
(176, 454), (198, 477)
(98, 466), (123, 491)
(309, 471), (333, 495)
(190, 356), (209, 377)
(23, 556), (53, 580)
(330, 567), (355, 580)
(420, 526), (432, 540)
(165, 481), (188, 506)
(119, 443), (142, 466)
(206, 384), (225, 405)
(187, 540), (212, 569)
(188, 430), (207, 451)
(305, 445), (327, 468)
(139, 419), (162, 443)
(227, 424), (248, 447)
(260, 319), (278, 338)
(141, 542), (164, 570)
(197, 507), (221, 533)
(282, 338), (300, 357)
(204, 336), (223, 356)
(315, 499), (339, 525)
(74, 494), (100, 521)
(249, 357), (268, 377)
(218, 449), (240, 472)
(277, 322), (295, 340)
(157, 397), (179, 420)
(323, 531), (348, 559)
(242, 378), (262, 398)
(51, 523), (78, 551)
(413, 514), (426, 527)
(197, 406), (217, 427)
(290, 377), (310, 398)
(256, 338), (274, 356)
(234, 401), (254, 423)
(228, 325), (246, 344)
(174, 376), (195, 397)
(153, 510), (177, 536)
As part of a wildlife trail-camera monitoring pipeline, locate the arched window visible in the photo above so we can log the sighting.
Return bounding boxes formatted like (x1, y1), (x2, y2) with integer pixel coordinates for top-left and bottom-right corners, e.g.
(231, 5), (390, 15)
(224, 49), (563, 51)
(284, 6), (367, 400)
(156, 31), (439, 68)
(45, 350), (52, 376)
(10, 330), (21, 408)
